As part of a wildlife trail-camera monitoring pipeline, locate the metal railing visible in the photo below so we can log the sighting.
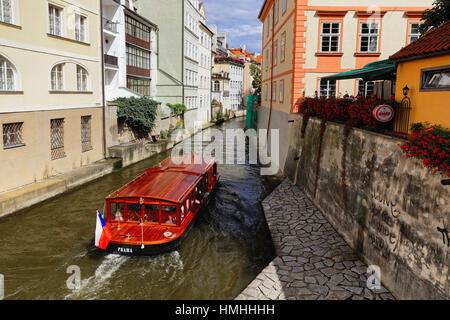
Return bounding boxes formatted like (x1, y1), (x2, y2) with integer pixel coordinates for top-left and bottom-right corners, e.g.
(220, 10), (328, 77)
(103, 18), (118, 33)
(104, 54), (118, 67)
(393, 96), (412, 135)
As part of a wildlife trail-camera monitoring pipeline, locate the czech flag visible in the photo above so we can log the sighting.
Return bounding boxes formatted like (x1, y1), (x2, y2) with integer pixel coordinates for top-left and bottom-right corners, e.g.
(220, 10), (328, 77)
(95, 210), (112, 250)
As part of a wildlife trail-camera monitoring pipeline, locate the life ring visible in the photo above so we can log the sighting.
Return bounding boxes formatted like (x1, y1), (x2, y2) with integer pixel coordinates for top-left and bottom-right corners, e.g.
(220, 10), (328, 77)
(164, 231), (176, 239)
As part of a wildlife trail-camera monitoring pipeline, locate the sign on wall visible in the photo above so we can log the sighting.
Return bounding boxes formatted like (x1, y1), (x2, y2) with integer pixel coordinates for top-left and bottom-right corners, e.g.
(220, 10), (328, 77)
(373, 105), (394, 122)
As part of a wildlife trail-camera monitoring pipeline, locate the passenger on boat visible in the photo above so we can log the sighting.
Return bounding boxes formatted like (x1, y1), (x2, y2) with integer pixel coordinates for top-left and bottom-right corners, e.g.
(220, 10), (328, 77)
(115, 209), (124, 221)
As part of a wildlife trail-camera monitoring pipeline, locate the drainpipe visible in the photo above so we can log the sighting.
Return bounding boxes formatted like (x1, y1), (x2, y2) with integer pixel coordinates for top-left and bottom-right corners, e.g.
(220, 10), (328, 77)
(100, 0), (107, 158)
(266, 6), (275, 138)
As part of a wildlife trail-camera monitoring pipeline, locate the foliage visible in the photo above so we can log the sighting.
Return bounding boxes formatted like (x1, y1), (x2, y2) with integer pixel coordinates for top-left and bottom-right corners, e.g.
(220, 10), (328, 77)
(419, 0), (450, 35)
(176, 121), (183, 129)
(211, 99), (219, 106)
(215, 110), (223, 120)
(114, 97), (158, 134)
(298, 96), (397, 132)
(167, 103), (187, 116)
(400, 123), (450, 177)
(250, 64), (261, 90)
(160, 130), (168, 139)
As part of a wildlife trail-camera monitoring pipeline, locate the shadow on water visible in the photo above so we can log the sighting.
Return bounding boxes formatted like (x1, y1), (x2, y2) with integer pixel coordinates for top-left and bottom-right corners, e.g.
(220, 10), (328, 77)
(0, 118), (283, 300)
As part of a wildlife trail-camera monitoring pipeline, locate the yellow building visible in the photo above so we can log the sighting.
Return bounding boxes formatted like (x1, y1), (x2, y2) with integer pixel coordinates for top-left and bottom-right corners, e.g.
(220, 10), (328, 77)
(391, 20), (450, 130)
(0, 0), (104, 193)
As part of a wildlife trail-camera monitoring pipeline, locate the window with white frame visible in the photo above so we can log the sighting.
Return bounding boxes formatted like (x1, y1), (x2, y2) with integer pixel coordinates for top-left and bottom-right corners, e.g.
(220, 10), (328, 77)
(319, 79), (336, 98)
(75, 13), (87, 42)
(274, 41), (278, 64)
(279, 81), (284, 102)
(0, 57), (15, 91)
(321, 22), (340, 52)
(282, 0), (286, 13)
(357, 79), (375, 96)
(51, 64), (64, 91)
(274, 0), (278, 24)
(281, 33), (286, 61)
(48, 5), (62, 36)
(359, 22), (379, 52)
(409, 22), (423, 44)
(77, 65), (89, 91)
(272, 82), (277, 101)
(421, 67), (450, 91)
(0, 0), (13, 24)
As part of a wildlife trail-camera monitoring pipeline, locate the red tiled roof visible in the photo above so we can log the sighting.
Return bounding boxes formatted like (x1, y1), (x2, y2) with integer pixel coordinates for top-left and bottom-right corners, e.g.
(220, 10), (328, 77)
(390, 21), (450, 61)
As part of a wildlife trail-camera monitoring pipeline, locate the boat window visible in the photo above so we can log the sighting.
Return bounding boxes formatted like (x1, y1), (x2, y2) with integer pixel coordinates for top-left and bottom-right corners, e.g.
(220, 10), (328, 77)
(195, 185), (202, 204)
(111, 202), (125, 221)
(161, 205), (177, 225)
(180, 204), (185, 221)
(145, 204), (159, 223)
(127, 203), (142, 222)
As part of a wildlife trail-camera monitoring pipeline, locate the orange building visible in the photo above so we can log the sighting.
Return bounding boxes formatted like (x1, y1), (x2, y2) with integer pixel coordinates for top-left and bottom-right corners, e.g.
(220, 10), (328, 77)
(257, 0), (434, 173)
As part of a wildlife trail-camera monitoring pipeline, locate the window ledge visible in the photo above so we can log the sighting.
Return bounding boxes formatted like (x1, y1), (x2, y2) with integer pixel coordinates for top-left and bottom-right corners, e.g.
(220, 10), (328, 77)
(0, 91), (24, 95)
(51, 154), (67, 160)
(354, 52), (381, 57)
(3, 143), (26, 150)
(49, 91), (93, 94)
(47, 33), (90, 46)
(315, 52), (344, 57)
(0, 21), (21, 29)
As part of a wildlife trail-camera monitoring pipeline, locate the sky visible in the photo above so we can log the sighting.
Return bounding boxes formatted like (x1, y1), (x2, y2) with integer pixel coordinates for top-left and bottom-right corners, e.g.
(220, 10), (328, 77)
(203, 0), (265, 54)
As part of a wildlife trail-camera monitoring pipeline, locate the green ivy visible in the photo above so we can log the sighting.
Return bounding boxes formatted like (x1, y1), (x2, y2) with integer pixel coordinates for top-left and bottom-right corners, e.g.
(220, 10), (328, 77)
(167, 103), (187, 116)
(114, 97), (159, 134)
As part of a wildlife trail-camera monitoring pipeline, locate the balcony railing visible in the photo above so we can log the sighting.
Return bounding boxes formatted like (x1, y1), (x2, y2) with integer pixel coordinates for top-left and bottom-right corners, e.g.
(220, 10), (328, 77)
(104, 54), (118, 67)
(103, 18), (118, 33)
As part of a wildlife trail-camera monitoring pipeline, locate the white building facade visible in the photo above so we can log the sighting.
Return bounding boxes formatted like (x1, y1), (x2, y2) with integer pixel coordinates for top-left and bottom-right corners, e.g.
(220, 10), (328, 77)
(102, 0), (158, 102)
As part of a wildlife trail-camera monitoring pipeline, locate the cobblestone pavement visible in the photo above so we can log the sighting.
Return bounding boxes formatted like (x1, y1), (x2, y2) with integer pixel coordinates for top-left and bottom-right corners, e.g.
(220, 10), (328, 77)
(236, 179), (395, 300)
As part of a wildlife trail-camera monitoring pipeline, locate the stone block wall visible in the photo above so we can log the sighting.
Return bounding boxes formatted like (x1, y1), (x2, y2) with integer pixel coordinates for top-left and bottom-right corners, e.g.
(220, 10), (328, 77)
(284, 114), (449, 299)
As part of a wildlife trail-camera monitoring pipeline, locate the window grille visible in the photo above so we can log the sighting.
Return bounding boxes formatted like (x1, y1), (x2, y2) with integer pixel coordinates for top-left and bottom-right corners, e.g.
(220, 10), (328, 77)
(81, 116), (92, 152)
(2, 122), (24, 149)
(51, 118), (65, 159)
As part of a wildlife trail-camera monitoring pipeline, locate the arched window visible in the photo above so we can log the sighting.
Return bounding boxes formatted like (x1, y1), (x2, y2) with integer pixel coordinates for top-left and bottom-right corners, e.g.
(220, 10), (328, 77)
(214, 80), (220, 92)
(76, 65), (89, 91)
(51, 64), (64, 91)
(0, 56), (15, 91)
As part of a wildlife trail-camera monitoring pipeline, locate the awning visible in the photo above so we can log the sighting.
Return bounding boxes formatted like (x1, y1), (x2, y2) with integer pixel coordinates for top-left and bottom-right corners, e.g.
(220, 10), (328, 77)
(321, 59), (395, 81)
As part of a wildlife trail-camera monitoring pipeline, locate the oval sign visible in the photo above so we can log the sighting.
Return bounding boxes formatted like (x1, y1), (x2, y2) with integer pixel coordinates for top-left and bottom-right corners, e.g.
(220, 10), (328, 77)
(373, 105), (394, 122)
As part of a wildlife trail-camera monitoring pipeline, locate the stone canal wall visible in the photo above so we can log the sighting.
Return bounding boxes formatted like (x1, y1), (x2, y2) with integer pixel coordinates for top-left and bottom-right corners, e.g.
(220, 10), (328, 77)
(283, 114), (449, 300)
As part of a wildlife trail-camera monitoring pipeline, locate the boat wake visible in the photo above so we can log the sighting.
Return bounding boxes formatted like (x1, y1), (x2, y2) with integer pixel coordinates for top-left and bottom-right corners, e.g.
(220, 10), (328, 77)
(64, 254), (129, 300)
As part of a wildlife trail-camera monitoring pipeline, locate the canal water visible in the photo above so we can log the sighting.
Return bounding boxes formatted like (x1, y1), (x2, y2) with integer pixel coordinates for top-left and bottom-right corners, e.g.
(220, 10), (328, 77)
(0, 119), (282, 300)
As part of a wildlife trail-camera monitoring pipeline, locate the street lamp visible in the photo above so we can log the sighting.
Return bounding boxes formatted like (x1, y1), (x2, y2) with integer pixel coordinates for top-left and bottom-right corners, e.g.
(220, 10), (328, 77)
(402, 85), (410, 97)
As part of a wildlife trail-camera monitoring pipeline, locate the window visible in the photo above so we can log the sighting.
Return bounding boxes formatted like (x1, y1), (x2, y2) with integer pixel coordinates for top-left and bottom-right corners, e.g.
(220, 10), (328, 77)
(145, 204), (159, 223)
(51, 64), (64, 91)
(321, 22), (340, 52)
(421, 67), (450, 91)
(127, 76), (150, 96)
(280, 33), (286, 62)
(272, 82), (277, 101)
(110, 202), (125, 221)
(357, 79), (375, 96)
(126, 45), (150, 69)
(409, 22), (423, 44)
(0, 57), (15, 91)
(282, 0), (286, 13)
(359, 22), (379, 52)
(274, 0), (279, 24)
(264, 84), (268, 101)
(3, 122), (24, 149)
(161, 205), (177, 225)
(279, 80), (284, 102)
(266, 14), (270, 37)
(125, 15), (150, 43)
(77, 66), (89, 92)
(319, 79), (336, 98)
(48, 5), (62, 36)
(75, 14), (87, 42)
(127, 203), (141, 222)
(81, 115), (92, 152)
(50, 118), (65, 159)
(274, 41), (278, 65)
(0, 0), (12, 24)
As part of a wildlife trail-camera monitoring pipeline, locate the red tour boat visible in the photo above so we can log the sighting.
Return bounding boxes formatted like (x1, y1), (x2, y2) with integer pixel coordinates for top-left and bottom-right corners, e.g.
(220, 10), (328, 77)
(99, 156), (219, 256)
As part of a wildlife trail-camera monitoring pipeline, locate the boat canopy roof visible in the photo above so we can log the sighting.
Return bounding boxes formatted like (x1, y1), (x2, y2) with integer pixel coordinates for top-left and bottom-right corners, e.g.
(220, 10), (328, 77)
(106, 156), (216, 204)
